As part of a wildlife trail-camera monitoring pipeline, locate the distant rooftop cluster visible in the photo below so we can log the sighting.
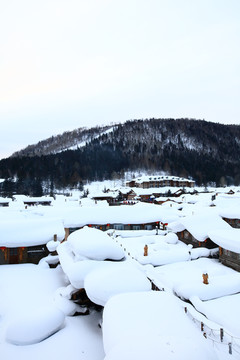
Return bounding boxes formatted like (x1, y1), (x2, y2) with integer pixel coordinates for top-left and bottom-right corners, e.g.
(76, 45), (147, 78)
(126, 175), (195, 189)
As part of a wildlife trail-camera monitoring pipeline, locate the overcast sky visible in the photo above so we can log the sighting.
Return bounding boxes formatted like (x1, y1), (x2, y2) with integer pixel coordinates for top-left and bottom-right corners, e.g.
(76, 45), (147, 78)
(0, 0), (240, 159)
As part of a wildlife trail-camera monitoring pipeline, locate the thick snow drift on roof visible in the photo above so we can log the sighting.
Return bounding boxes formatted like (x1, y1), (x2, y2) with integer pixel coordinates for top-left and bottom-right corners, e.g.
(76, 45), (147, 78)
(102, 291), (217, 360)
(84, 261), (151, 306)
(152, 258), (240, 301)
(208, 228), (240, 253)
(218, 207), (240, 220)
(164, 232), (178, 244)
(180, 212), (231, 241)
(137, 247), (190, 266)
(6, 306), (65, 345)
(175, 272), (240, 301)
(23, 196), (54, 203)
(63, 258), (115, 289)
(109, 229), (165, 238)
(67, 226), (125, 261)
(191, 294), (240, 338)
(116, 232), (210, 266)
(62, 202), (179, 228)
(167, 220), (186, 233)
(0, 197), (11, 203)
(0, 218), (65, 247)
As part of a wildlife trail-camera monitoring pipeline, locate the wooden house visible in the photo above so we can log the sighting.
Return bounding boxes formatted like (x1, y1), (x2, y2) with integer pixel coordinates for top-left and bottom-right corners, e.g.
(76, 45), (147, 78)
(208, 228), (240, 272)
(0, 218), (65, 265)
(0, 197), (10, 207)
(23, 196), (53, 207)
(168, 212), (231, 249)
(126, 175), (195, 189)
(119, 189), (137, 201)
(91, 190), (119, 205)
(222, 217), (240, 229)
(125, 180), (136, 188)
(219, 208), (240, 229)
(172, 189), (185, 197)
(63, 203), (179, 240)
(176, 229), (216, 249)
(65, 221), (161, 240)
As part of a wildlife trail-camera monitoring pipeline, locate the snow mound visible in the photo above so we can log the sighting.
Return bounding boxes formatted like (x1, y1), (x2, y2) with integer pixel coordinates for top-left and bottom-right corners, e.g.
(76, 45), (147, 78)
(68, 226), (125, 261)
(47, 239), (61, 252)
(61, 259), (114, 289)
(85, 262), (151, 306)
(6, 306), (65, 345)
(137, 248), (190, 266)
(164, 232), (178, 244)
(102, 291), (217, 360)
(190, 247), (211, 260)
(104, 335), (215, 360)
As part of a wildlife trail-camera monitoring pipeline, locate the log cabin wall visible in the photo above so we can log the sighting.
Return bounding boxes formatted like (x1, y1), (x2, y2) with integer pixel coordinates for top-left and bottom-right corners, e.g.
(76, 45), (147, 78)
(220, 249), (240, 272)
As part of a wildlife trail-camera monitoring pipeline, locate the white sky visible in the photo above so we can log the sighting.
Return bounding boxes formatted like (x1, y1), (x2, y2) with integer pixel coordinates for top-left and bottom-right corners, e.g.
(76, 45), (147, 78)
(0, 0), (240, 159)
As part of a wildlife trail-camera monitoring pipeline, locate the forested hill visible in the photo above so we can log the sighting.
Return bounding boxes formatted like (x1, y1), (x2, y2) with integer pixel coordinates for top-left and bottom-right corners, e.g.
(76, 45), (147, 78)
(1, 118), (240, 193)
(11, 124), (113, 157)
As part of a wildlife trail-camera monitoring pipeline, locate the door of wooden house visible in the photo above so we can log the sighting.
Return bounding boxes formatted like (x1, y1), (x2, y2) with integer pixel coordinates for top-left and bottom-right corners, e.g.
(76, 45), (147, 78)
(9, 248), (19, 264)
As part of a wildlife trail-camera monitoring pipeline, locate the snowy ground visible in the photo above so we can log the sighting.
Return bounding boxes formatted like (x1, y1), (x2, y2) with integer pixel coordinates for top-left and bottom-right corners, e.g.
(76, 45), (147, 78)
(0, 265), (104, 360)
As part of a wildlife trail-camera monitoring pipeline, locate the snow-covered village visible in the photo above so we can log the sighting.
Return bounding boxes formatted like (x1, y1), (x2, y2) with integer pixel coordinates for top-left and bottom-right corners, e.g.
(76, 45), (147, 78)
(0, 175), (240, 360)
(1, 1), (240, 359)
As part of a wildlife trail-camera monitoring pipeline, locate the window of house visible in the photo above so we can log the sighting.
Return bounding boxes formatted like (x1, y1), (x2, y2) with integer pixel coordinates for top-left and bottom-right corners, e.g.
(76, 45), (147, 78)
(10, 248), (18, 255)
(144, 224), (152, 230)
(133, 225), (141, 230)
(113, 224), (124, 230)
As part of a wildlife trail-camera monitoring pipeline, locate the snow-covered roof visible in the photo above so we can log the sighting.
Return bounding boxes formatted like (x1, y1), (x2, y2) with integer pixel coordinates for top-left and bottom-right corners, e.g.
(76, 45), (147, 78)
(84, 262), (151, 306)
(57, 228), (151, 303)
(61, 203), (179, 228)
(167, 220), (186, 233)
(152, 258), (240, 302)
(23, 196), (53, 203)
(175, 211), (231, 242)
(208, 228), (240, 253)
(218, 207), (240, 220)
(133, 175), (195, 184)
(66, 226), (124, 261)
(0, 197), (11, 203)
(92, 192), (118, 199)
(0, 218), (65, 247)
